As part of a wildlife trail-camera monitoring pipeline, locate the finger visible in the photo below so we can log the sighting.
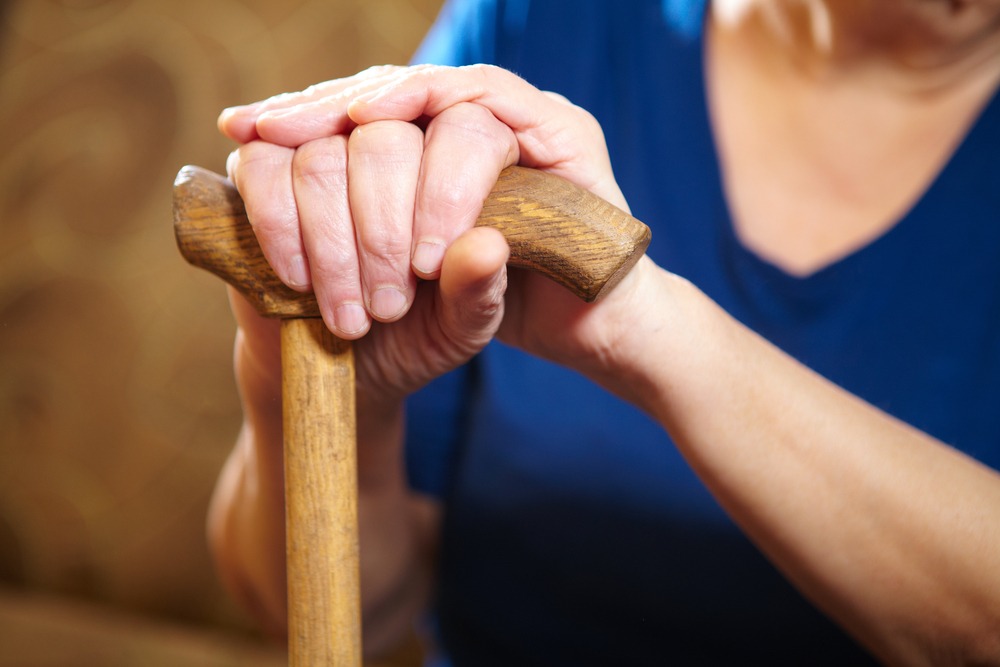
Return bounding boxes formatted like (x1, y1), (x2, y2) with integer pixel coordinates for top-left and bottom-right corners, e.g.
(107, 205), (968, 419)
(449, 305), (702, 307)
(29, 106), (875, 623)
(227, 141), (310, 291)
(347, 120), (424, 323)
(254, 66), (436, 148)
(291, 135), (370, 339)
(256, 97), (360, 148)
(411, 102), (519, 279)
(346, 64), (625, 206)
(435, 226), (509, 358)
(218, 65), (410, 144)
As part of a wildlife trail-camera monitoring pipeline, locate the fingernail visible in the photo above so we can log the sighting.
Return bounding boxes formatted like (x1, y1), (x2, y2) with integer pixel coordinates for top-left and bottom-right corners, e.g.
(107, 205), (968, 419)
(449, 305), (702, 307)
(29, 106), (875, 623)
(369, 287), (408, 321)
(412, 241), (446, 276)
(287, 254), (310, 288)
(334, 303), (368, 336)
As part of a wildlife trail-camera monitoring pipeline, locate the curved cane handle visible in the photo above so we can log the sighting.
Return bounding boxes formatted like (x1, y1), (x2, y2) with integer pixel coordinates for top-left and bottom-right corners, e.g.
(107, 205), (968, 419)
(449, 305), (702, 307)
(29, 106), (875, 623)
(172, 165), (650, 316)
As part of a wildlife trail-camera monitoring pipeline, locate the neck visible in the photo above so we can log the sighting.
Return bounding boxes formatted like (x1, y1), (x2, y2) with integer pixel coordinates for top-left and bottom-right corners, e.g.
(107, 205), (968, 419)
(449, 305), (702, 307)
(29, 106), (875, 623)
(713, 0), (1000, 93)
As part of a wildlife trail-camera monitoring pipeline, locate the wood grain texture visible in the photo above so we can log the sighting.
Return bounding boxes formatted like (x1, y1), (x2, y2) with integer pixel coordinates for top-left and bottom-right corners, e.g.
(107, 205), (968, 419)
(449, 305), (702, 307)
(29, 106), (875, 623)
(281, 319), (360, 667)
(477, 166), (651, 301)
(173, 164), (651, 315)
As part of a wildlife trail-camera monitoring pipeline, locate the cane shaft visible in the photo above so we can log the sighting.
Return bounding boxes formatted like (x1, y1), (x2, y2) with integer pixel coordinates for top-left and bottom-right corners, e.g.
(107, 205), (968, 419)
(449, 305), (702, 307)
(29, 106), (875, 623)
(281, 318), (360, 666)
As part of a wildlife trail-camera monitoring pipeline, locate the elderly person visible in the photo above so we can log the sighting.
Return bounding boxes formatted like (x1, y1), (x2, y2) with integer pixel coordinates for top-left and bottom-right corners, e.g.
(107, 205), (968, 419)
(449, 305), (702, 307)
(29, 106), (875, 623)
(209, 1), (1000, 664)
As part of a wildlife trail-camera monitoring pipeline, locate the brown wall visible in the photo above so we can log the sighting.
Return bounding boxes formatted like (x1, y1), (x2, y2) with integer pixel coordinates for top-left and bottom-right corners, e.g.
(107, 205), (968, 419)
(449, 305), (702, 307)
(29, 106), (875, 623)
(0, 0), (442, 645)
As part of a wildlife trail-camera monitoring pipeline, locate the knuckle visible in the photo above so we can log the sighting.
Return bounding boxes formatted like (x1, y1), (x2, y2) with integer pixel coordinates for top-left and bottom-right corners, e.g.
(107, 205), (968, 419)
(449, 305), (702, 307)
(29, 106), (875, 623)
(433, 102), (516, 156)
(232, 140), (290, 176)
(460, 63), (500, 81)
(442, 287), (506, 355)
(406, 64), (447, 84)
(300, 223), (360, 296)
(459, 63), (504, 95)
(533, 99), (608, 168)
(233, 140), (272, 167)
(293, 138), (348, 184)
(251, 203), (299, 241)
(307, 246), (357, 286)
(357, 225), (411, 260)
(229, 142), (299, 238)
(423, 178), (480, 220)
(349, 120), (422, 163)
(442, 100), (495, 127)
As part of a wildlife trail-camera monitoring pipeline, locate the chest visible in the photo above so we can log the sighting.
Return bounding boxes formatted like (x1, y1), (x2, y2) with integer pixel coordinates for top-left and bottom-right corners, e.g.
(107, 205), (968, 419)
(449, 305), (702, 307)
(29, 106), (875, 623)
(704, 21), (1000, 276)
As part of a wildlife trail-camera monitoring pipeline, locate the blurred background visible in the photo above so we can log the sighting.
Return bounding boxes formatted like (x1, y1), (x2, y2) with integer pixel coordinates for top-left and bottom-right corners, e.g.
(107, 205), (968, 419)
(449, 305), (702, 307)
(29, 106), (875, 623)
(0, 0), (442, 664)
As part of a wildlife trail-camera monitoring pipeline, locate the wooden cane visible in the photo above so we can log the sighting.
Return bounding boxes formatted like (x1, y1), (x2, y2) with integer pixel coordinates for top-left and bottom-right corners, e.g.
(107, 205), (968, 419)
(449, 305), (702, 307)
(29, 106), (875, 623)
(172, 165), (651, 667)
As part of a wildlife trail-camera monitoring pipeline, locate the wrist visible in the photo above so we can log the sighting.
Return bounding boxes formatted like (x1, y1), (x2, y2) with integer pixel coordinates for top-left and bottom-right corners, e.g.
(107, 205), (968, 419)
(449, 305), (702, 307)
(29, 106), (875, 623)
(581, 263), (714, 418)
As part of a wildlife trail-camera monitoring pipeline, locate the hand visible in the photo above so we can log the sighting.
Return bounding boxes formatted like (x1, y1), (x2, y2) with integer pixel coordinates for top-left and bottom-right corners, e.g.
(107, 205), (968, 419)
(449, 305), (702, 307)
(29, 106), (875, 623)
(220, 65), (661, 400)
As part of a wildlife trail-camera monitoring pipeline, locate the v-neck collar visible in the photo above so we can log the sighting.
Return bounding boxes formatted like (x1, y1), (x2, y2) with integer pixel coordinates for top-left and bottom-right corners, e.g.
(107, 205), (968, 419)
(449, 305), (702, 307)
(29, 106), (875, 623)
(690, 23), (1000, 293)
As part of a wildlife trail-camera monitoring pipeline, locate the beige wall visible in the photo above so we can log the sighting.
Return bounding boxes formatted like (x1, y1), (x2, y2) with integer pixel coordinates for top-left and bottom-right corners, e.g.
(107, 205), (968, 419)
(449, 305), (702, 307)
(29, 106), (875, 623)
(0, 0), (443, 644)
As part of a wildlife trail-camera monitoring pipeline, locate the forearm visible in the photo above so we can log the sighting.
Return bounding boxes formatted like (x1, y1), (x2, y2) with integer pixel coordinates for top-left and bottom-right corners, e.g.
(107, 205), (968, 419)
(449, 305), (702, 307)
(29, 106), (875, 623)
(610, 269), (1000, 665)
(208, 433), (286, 632)
(206, 332), (287, 638)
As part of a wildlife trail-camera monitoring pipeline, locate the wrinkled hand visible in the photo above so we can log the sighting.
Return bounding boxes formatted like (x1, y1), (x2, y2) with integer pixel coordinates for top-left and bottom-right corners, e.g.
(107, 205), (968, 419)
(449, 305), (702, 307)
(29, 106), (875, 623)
(220, 64), (657, 405)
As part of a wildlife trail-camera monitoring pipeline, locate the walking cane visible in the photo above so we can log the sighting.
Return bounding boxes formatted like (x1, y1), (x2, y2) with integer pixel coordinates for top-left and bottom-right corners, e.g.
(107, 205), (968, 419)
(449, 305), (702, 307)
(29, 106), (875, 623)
(173, 164), (651, 666)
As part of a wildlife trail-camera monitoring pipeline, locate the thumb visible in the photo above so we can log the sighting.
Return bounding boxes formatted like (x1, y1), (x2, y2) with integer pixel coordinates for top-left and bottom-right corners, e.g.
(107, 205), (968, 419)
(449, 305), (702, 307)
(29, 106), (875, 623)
(436, 226), (509, 357)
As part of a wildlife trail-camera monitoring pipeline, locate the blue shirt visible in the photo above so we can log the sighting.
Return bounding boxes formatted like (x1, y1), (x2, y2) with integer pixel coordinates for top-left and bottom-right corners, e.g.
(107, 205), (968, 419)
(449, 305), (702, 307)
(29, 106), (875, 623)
(405, 1), (1000, 664)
